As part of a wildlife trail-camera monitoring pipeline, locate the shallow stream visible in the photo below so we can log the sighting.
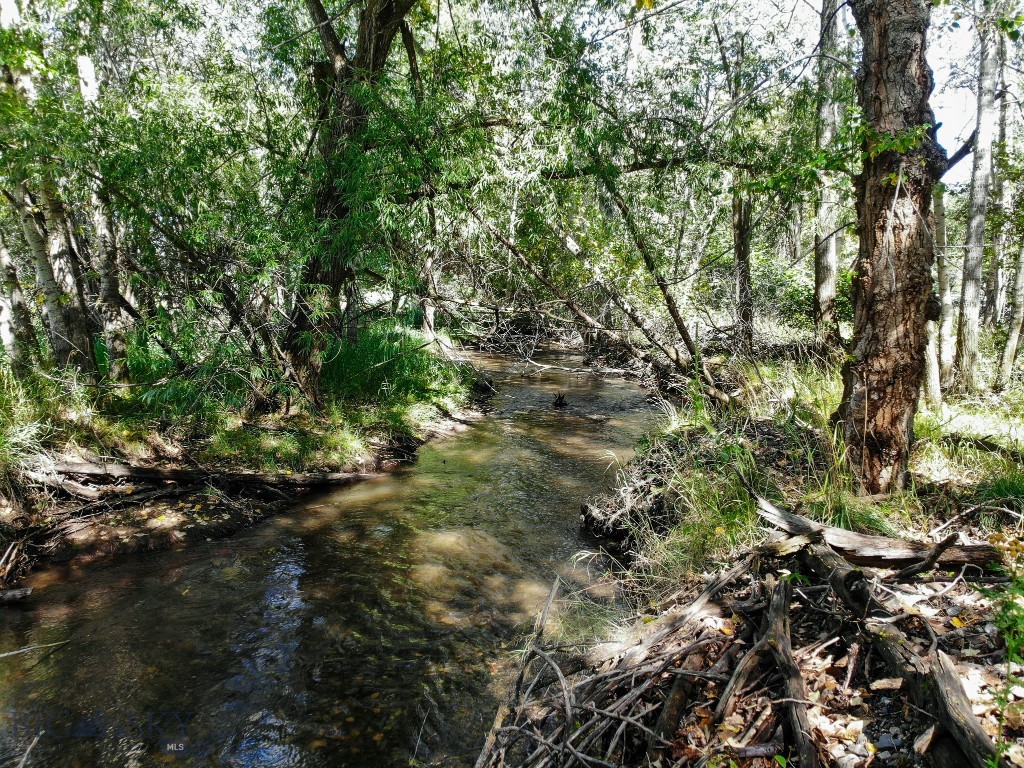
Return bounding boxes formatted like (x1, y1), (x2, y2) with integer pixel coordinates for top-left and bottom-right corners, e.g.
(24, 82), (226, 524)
(0, 351), (656, 767)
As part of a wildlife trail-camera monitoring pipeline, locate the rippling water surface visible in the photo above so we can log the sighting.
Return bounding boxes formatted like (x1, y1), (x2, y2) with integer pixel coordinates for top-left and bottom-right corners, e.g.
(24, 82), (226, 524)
(0, 351), (656, 767)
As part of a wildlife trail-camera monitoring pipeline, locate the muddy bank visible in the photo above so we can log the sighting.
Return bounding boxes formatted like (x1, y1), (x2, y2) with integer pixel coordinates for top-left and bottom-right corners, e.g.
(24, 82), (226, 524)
(1, 404), (482, 585)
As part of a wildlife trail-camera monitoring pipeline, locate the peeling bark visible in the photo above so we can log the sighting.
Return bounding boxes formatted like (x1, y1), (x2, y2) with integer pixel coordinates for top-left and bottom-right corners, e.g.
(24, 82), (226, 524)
(834, 0), (947, 494)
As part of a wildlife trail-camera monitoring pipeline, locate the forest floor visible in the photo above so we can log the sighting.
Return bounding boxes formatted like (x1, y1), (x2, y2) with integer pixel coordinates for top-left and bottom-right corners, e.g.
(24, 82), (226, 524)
(479, 354), (1024, 768)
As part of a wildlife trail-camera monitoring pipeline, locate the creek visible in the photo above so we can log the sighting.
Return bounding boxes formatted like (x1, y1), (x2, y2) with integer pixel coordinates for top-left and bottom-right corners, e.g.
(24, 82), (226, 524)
(0, 351), (656, 767)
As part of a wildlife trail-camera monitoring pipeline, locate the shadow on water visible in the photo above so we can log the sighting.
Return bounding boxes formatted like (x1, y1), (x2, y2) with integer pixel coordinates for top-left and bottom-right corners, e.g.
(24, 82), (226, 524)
(0, 351), (657, 767)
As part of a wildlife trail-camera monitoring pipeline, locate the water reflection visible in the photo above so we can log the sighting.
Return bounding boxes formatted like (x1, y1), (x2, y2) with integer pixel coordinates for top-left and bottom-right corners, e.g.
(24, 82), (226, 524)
(0, 351), (656, 767)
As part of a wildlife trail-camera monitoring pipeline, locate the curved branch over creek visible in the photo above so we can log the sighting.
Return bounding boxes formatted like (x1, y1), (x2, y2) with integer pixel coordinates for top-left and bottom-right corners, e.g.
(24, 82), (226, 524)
(0, 351), (657, 767)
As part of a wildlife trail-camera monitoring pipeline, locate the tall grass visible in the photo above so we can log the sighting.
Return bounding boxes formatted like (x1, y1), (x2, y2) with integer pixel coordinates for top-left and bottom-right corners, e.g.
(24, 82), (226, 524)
(320, 320), (470, 406)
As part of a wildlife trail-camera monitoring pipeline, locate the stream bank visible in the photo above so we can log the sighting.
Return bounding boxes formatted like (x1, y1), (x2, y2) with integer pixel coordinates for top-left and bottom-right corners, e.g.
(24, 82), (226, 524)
(479, 398), (1024, 768)
(0, 383), (482, 588)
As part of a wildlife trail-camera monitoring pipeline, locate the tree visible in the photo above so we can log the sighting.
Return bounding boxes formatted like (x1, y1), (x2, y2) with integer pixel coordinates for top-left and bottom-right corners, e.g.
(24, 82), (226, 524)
(283, 0), (420, 400)
(0, 228), (36, 370)
(812, 0), (842, 349)
(954, 9), (1000, 393)
(1, 0), (96, 374)
(834, 0), (948, 494)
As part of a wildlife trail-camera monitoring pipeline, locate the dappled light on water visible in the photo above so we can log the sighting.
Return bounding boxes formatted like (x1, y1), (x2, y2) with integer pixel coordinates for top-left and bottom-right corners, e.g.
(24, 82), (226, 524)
(0, 351), (655, 767)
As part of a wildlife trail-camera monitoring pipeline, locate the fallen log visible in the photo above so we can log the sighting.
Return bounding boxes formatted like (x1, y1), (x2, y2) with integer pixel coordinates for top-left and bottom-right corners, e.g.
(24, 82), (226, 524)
(49, 461), (382, 489)
(763, 577), (818, 768)
(800, 542), (1006, 768)
(23, 470), (104, 501)
(753, 492), (1000, 570)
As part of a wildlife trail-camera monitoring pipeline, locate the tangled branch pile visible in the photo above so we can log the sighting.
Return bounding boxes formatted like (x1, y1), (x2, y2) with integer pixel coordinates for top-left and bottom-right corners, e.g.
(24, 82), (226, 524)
(477, 497), (1014, 768)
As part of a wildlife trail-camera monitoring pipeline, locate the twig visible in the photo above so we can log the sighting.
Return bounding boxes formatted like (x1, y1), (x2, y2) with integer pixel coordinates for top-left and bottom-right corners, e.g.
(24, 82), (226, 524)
(0, 640), (69, 659)
(891, 533), (959, 581)
(16, 731), (42, 768)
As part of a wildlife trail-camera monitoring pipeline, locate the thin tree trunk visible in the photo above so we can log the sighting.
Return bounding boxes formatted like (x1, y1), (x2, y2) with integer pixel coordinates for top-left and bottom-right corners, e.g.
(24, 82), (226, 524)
(421, 205), (440, 344)
(835, 0), (947, 494)
(996, 238), (1024, 390)
(732, 186), (753, 356)
(934, 186), (956, 385)
(954, 19), (999, 393)
(77, 53), (129, 380)
(984, 35), (1011, 329)
(0, 230), (36, 370)
(813, 0), (841, 348)
(924, 319), (942, 411)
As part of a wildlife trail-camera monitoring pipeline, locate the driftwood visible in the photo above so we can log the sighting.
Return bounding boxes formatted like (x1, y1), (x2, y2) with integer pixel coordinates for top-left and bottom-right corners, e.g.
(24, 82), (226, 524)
(753, 492), (1000, 569)
(23, 470), (104, 500)
(479, 501), (1010, 768)
(763, 578), (818, 768)
(49, 461), (381, 488)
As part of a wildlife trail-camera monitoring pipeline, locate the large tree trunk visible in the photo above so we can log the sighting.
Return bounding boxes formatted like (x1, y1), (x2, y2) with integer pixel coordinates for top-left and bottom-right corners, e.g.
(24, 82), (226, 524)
(934, 186), (956, 385)
(954, 19), (999, 393)
(813, 0), (842, 349)
(284, 0), (418, 400)
(0, 230), (36, 370)
(834, 0), (947, 494)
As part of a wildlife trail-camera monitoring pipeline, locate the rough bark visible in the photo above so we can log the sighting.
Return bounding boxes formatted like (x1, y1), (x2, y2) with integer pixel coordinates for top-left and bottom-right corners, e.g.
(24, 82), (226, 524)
(954, 19), (999, 392)
(813, 0), (842, 348)
(834, 0), (947, 494)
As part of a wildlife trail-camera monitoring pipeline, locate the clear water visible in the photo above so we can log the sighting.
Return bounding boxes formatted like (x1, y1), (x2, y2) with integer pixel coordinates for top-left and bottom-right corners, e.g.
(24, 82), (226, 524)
(0, 352), (656, 767)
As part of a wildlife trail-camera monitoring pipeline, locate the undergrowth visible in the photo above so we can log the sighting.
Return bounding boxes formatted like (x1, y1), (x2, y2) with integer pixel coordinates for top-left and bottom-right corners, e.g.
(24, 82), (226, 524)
(586, 357), (1024, 612)
(0, 320), (473, 483)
